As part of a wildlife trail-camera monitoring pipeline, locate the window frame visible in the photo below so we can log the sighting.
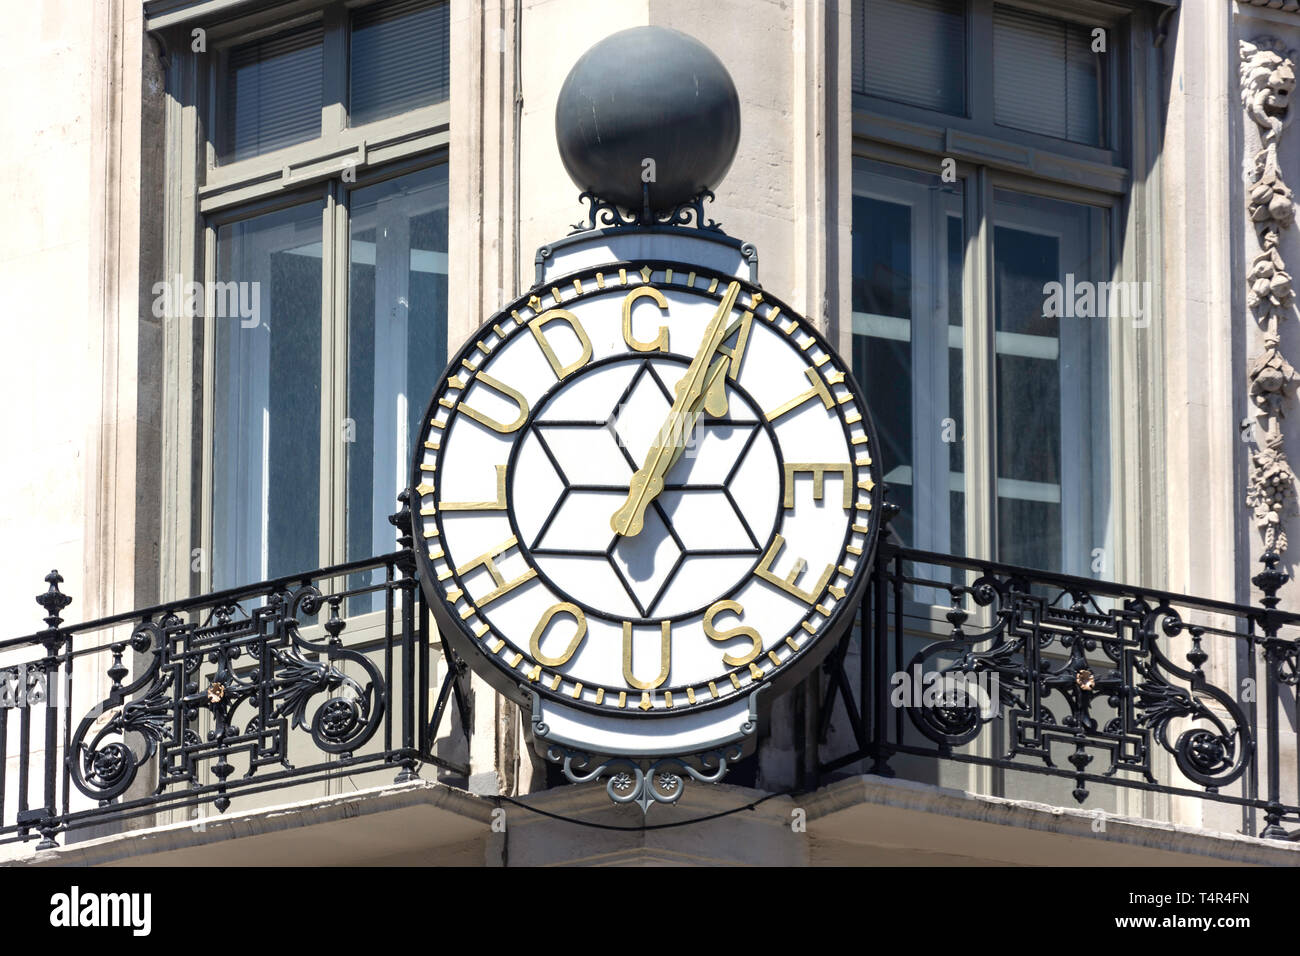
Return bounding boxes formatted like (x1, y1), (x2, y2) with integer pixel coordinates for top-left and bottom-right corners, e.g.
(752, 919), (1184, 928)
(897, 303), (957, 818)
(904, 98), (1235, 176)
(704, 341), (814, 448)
(153, 0), (452, 600)
(846, 0), (1164, 589)
(851, 164), (965, 560)
(852, 0), (1133, 191)
(989, 188), (1111, 576)
(198, 0), (450, 213)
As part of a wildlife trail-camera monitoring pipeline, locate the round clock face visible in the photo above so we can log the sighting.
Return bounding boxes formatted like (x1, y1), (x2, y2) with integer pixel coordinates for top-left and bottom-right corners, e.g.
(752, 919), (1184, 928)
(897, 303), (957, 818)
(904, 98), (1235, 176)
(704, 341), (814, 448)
(412, 260), (881, 718)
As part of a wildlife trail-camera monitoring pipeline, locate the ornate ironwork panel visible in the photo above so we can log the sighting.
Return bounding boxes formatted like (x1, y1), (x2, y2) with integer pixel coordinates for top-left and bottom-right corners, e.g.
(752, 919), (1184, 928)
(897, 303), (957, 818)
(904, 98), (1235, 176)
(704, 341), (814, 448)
(0, 497), (470, 849)
(819, 539), (1300, 841)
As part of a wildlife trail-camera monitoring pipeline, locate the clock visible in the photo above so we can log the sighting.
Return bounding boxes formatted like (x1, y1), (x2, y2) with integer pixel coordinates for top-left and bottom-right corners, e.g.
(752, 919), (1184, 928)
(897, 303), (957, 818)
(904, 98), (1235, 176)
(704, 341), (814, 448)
(411, 254), (882, 765)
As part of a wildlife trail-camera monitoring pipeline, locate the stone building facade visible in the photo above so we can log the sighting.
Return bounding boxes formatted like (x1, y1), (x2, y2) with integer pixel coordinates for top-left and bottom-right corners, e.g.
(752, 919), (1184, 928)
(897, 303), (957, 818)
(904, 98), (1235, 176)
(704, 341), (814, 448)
(1, 0), (1299, 865)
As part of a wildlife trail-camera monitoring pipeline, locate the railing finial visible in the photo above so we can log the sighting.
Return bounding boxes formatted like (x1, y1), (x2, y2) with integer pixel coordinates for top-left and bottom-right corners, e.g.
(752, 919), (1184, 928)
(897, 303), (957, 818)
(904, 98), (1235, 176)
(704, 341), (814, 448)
(36, 569), (71, 632)
(1253, 547), (1289, 612)
(389, 489), (414, 552)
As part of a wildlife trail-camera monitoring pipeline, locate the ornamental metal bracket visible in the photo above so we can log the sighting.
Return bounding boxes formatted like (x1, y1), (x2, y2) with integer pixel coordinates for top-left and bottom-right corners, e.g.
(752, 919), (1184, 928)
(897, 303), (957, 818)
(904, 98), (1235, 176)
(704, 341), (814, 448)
(543, 746), (740, 815)
(1242, 38), (1300, 572)
(527, 686), (762, 815)
(568, 186), (725, 235)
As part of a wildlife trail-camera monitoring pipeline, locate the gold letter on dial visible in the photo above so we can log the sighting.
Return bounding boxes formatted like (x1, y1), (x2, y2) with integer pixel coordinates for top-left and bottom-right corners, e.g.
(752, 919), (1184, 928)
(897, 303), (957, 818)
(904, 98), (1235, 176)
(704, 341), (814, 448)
(530, 309), (592, 380)
(764, 367), (835, 423)
(622, 621), (671, 689)
(622, 286), (670, 352)
(756, 534), (835, 605)
(704, 600), (762, 667)
(530, 602), (587, 667)
(454, 535), (538, 607)
(439, 465), (508, 511)
(458, 373), (529, 434)
(782, 463), (853, 509)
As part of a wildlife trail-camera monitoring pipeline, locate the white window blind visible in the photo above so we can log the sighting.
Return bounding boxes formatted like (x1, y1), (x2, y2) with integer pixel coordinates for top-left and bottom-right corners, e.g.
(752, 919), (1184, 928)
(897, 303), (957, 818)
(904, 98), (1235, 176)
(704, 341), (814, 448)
(993, 5), (1102, 146)
(350, 0), (451, 127)
(853, 0), (965, 115)
(221, 25), (323, 163)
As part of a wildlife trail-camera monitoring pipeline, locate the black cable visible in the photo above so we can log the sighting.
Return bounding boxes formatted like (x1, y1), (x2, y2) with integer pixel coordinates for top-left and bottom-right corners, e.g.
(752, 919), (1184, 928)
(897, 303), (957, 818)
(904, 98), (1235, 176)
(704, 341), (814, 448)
(494, 788), (795, 831)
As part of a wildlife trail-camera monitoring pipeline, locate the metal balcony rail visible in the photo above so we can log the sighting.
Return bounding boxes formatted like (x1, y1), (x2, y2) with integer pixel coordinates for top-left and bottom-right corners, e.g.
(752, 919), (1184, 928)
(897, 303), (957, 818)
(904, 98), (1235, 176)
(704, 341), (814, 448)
(6, 495), (1299, 849)
(0, 496), (470, 849)
(819, 538), (1300, 840)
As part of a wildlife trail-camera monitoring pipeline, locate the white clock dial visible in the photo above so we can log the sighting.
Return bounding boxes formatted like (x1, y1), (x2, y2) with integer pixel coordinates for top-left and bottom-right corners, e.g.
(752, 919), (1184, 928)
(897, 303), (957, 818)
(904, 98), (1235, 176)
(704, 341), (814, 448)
(413, 262), (881, 716)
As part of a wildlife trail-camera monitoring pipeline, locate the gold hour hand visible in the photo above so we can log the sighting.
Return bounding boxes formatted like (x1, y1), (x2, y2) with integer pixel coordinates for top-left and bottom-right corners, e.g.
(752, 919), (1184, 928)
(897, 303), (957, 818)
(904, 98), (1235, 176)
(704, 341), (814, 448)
(699, 308), (750, 418)
(671, 281), (741, 410)
(702, 362), (729, 417)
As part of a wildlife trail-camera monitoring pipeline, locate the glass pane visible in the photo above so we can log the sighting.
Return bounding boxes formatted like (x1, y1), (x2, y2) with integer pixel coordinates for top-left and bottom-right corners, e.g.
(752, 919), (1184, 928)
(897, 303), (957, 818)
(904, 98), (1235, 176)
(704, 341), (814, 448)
(852, 193), (913, 544)
(221, 26), (323, 164)
(993, 4), (1103, 147)
(853, 0), (966, 115)
(347, 166), (450, 610)
(851, 159), (965, 561)
(213, 203), (324, 589)
(350, 0), (451, 126)
(993, 190), (1110, 576)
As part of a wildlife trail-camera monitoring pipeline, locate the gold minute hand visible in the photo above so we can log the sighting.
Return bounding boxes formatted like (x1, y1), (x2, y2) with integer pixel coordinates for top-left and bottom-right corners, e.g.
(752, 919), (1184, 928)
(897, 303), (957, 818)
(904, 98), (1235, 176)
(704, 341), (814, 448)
(610, 281), (741, 537)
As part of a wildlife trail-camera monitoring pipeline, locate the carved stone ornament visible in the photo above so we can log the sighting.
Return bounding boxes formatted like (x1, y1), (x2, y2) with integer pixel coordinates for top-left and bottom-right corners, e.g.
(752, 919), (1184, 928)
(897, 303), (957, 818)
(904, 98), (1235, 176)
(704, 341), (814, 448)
(1241, 1), (1300, 12)
(1242, 38), (1299, 558)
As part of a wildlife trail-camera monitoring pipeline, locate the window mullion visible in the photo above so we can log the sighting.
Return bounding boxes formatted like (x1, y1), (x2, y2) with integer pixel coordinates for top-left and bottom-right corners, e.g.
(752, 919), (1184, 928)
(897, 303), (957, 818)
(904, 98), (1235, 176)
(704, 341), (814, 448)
(318, 185), (342, 573)
(911, 189), (945, 554)
(1056, 217), (1090, 577)
(963, 166), (996, 562)
(321, 6), (348, 152)
(332, 183), (351, 571)
(199, 222), (218, 594)
(967, 0), (994, 125)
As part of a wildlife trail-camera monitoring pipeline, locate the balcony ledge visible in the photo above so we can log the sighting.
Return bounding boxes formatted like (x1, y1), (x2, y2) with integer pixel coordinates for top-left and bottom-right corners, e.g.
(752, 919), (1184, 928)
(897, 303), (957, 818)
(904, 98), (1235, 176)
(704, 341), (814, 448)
(2, 773), (1295, 866)
(803, 775), (1300, 866)
(3, 780), (495, 867)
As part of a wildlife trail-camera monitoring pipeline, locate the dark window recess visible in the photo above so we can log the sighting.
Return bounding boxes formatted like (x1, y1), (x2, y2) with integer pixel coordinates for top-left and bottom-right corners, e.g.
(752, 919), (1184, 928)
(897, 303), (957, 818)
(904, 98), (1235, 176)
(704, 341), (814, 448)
(852, 0), (966, 115)
(350, 0), (451, 126)
(221, 25), (324, 163)
(993, 4), (1104, 147)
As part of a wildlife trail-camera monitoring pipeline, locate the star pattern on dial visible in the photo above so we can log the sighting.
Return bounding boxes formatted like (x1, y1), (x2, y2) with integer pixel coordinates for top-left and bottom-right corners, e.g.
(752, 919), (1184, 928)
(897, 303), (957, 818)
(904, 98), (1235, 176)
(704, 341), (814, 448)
(525, 359), (766, 618)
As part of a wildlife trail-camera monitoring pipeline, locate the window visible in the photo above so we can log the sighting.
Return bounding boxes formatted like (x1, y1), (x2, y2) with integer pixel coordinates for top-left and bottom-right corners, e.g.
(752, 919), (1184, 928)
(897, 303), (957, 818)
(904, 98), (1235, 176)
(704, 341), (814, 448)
(992, 5), (1104, 146)
(212, 202), (324, 586)
(154, 0), (452, 594)
(220, 25), (324, 163)
(854, 0), (966, 115)
(991, 190), (1109, 573)
(209, 167), (449, 592)
(345, 167), (449, 609)
(852, 0), (1118, 156)
(850, 0), (1148, 577)
(349, 0), (452, 125)
(215, 0), (450, 166)
(851, 162), (966, 558)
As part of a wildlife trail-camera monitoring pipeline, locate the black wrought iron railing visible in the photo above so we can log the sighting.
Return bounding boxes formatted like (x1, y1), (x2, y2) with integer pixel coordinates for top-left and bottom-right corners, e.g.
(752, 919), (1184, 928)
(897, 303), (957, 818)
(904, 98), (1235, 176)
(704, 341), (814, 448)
(819, 538), (1300, 840)
(0, 498), (470, 849)
(6, 502), (1299, 850)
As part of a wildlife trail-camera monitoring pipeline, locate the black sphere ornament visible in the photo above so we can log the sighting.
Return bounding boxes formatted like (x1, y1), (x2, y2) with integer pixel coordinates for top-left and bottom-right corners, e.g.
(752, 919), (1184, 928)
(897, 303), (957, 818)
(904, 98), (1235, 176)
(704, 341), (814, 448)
(555, 26), (741, 214)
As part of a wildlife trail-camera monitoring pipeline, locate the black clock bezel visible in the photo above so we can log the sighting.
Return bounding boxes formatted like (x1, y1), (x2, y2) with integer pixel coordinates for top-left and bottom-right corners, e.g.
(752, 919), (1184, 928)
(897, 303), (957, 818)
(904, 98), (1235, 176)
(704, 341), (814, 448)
(412, 259), (884, 719)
